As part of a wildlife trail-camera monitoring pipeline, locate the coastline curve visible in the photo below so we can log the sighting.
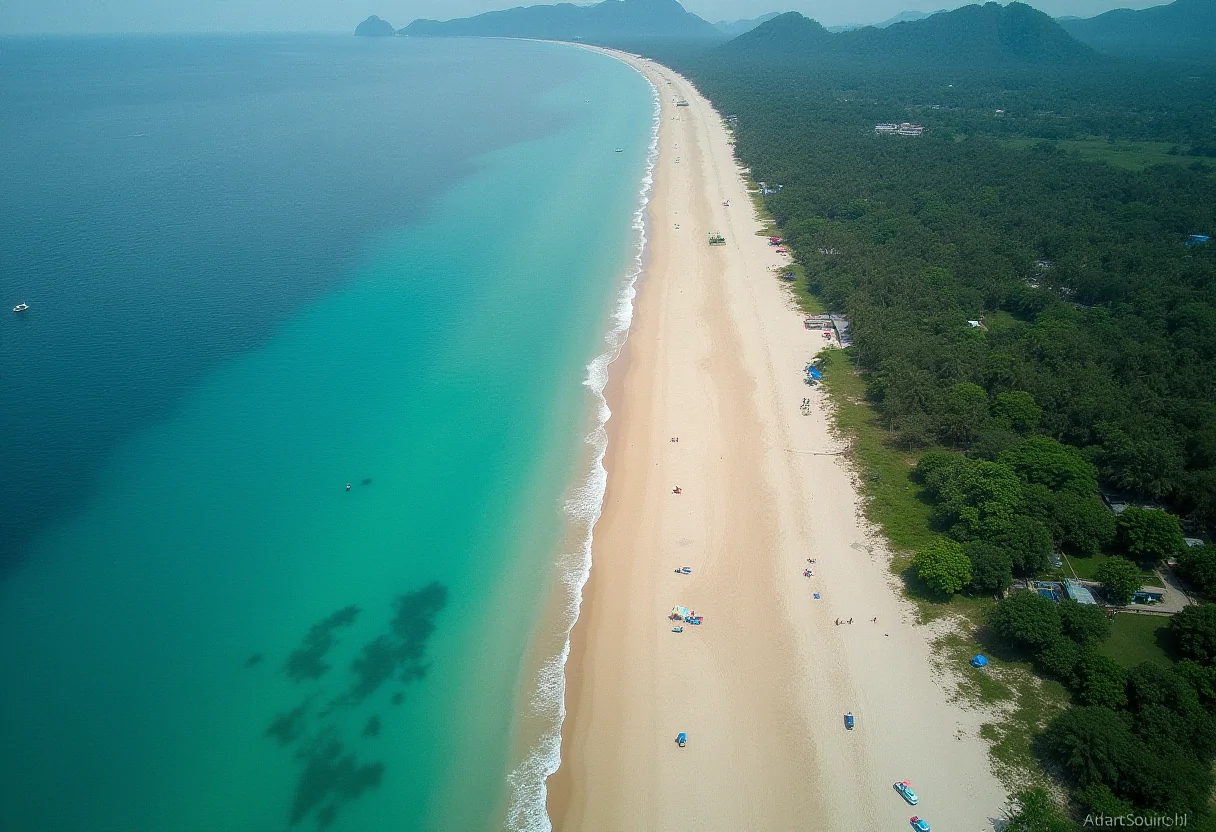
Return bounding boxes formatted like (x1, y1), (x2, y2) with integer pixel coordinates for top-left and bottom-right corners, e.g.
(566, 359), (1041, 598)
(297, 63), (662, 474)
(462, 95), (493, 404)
(502, 57), (660, 832)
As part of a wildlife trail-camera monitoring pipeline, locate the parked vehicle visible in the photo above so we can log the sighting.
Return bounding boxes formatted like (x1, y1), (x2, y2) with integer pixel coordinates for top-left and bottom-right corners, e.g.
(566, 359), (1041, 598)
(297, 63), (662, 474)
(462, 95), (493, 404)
(894, 781), (918, 805)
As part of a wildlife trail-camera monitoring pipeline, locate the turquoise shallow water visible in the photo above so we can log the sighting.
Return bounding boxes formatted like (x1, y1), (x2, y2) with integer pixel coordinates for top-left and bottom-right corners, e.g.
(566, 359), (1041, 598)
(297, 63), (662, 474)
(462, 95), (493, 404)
(0, 38), (653, 831)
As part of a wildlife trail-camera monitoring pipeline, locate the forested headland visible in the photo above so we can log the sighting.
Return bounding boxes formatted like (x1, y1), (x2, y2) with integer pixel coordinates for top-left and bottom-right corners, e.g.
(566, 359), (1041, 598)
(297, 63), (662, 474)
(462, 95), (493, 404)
(633, 2), (1216, 825)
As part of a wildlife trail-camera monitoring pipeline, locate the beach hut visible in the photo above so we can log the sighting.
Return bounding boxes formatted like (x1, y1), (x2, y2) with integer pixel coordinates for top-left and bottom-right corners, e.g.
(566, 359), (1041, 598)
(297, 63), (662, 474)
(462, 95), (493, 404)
(971, 654), (989, 668)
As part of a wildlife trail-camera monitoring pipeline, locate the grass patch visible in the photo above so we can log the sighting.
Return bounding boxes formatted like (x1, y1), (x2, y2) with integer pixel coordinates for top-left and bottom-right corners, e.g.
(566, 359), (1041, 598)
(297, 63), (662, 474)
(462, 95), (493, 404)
(819, 350), (937, 568)
(938, 628), (1016, 705)
(754, 214), (779, 238)
(781, 263), (826, 314)
(1004, 136), (1206, 172)
(980, 670), (1071, 790)
(983, 310), (1023, 334)
(1098, 613), (1174, 669)
(936, 623), (1071, 789)
(1061, 553), (1158, 584)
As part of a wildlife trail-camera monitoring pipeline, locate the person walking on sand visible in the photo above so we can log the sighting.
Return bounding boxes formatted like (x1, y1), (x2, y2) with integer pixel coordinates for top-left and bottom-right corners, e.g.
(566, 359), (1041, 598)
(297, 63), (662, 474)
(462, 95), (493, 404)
(848, 618), (853, 624)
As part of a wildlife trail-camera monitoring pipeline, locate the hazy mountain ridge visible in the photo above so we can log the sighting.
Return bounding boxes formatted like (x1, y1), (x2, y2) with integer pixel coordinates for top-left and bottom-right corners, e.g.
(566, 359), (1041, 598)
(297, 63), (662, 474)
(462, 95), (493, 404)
(402, 0), (722, 41)
(1059, 0), (1215, 64)
(714, 12), (782, 37)
(723, 2), (1094, 66)
(827, 9), (946, 32)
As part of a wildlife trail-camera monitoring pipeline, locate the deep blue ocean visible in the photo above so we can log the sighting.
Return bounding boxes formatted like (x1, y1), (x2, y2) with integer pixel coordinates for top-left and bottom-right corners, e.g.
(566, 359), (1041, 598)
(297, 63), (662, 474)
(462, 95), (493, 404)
(0, 35), (654, 830)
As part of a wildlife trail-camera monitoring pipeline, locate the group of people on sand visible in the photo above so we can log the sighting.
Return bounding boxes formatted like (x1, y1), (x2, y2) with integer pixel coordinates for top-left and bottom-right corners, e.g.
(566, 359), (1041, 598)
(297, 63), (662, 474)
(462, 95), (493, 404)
(669, 437), (679, 442)
(807, 557), (881, 626)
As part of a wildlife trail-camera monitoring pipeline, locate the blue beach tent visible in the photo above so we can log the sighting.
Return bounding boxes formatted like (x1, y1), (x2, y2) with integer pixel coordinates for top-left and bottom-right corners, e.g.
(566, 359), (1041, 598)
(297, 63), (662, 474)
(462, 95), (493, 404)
(807, 367), (823, 380)
(971, 654), (989, 668)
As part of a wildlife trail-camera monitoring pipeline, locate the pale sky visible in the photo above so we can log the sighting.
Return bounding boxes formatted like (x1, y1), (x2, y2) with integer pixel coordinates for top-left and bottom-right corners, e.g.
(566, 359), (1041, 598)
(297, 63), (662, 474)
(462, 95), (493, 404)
(0, 0), (1172, 35)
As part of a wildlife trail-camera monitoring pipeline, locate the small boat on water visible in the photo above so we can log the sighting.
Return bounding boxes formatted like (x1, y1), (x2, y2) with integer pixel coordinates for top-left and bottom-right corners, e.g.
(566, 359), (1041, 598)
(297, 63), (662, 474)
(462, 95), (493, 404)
(615, 148), (624, 153)
(13, 302), (29, 313)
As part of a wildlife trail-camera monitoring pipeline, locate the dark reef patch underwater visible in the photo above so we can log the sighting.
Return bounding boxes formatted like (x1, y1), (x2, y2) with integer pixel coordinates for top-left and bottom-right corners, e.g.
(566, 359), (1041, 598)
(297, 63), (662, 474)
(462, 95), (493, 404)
(263, 583), (447, 827)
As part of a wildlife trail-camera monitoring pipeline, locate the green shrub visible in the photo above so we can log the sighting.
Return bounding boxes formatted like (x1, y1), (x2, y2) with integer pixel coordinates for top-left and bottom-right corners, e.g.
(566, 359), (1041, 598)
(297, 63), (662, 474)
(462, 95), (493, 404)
(1175, 544), (1216, 596)
(1171, 604), (1216, 663)
(913, 537), (972, 596)
(963, 540), (1013, 594)
(989, 590), (1063, 651)
(1117, 506), (1186, 563)
(1075, 651), (1127, 709)
(1095, 557), (1142, 606)
(1059, 599), (1112, 646)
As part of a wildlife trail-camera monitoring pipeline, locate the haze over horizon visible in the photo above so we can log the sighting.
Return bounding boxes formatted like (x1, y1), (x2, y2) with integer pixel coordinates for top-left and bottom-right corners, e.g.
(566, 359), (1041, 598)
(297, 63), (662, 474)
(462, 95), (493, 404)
(0, 0), (1174, 35)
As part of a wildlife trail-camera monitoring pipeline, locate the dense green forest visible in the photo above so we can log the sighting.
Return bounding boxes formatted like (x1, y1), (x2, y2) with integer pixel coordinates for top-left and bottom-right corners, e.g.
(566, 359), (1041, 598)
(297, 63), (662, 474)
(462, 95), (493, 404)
(638, 3), (1216, 825)
(661, 14), (1216, 529)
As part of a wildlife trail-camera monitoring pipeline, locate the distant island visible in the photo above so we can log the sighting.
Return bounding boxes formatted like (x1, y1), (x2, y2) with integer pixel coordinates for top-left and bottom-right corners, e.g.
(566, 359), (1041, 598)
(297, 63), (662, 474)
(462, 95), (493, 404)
(354, 15), (396, 37)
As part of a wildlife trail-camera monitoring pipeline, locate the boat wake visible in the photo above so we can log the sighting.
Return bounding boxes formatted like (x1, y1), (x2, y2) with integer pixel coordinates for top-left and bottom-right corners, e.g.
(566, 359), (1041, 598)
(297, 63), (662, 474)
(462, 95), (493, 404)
(503, 72), (660, 832)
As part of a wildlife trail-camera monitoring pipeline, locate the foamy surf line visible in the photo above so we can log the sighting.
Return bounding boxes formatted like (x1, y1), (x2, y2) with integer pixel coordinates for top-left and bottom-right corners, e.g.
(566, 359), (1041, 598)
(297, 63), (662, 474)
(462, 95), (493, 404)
(503, 68), (660, 832)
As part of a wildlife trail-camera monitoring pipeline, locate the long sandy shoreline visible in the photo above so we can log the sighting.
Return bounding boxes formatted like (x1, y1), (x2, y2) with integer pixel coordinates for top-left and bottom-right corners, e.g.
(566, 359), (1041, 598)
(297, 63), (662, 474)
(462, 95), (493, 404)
(546, 50), (1007, 830)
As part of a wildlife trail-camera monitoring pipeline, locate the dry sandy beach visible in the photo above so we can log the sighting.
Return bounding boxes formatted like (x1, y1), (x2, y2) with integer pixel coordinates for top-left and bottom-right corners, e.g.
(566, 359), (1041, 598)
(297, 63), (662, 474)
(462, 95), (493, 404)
(546, 49), (1009, 831)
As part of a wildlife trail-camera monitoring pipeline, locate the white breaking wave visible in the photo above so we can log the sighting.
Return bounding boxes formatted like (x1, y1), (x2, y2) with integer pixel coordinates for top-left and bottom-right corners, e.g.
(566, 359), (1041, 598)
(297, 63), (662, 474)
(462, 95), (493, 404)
(503, 73), (661, 832)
